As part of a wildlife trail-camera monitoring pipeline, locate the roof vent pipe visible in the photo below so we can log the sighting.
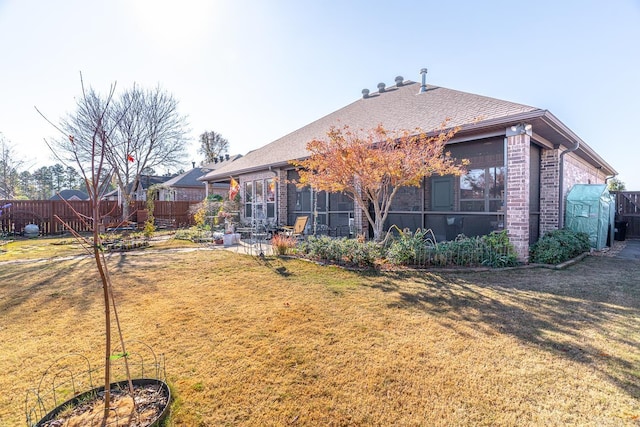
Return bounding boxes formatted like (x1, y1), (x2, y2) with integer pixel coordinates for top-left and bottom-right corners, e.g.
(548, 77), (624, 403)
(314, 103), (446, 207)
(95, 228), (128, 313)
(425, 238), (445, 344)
(225, 153), (230, 160)
(419, 68), (428, 93)
(395, 76), (404, 86)
(362, 88), (370, 99)
(377, 82), (386, 93)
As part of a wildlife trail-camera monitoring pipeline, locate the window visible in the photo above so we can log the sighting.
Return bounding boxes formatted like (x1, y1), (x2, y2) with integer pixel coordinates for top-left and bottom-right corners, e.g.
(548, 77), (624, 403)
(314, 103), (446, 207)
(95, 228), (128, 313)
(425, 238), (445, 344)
(244, 179), (277, 221)
(266, 178), (276, 218)
(244, 181), (253, 218)
(460, 166), (504, 212)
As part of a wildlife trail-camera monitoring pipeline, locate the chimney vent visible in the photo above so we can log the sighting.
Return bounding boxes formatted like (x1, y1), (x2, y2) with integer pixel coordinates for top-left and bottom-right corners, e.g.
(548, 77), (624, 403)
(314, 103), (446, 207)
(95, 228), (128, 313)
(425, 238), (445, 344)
(219, 155), (224, 163)
(192, 161), (195, 168)
(225, 153), (230, 160)
(377, 82), (386, 93)
(361, 88), (370, 99)
(395, 76), (404, 86)
(214, 157), (218, 163)
(419, 68), (428, 93)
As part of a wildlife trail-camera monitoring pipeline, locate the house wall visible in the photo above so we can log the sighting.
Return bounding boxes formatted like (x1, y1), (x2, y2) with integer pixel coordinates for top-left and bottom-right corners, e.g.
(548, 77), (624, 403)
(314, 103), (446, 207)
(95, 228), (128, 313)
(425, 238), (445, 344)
(172, 187), (207, 202)
(564, 153), (606, 191)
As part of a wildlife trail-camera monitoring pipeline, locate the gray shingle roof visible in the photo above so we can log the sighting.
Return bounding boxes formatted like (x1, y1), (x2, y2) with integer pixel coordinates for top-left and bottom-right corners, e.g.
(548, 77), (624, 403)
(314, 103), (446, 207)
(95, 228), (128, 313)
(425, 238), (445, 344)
(49, 189), (89, 200)
(163, 155), (241, 187)
(202, 81), (541, 181)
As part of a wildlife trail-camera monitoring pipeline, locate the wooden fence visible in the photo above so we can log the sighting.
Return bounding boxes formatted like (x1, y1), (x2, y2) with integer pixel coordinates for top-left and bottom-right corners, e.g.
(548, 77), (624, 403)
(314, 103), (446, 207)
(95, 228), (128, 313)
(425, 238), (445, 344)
(613, 191), (640, 239)
(0, 200), (199, 236)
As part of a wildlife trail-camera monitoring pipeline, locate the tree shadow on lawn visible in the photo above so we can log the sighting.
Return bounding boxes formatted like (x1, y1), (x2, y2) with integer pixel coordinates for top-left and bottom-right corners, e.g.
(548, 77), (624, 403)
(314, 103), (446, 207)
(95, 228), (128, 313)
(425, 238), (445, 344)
(0, 258), (98, 316)
(376, 256), (640, 400)
(0, 253), (165, 323)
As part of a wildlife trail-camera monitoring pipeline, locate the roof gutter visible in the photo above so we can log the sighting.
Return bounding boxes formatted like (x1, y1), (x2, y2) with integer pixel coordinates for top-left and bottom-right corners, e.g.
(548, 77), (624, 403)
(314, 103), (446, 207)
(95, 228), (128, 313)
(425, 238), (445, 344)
(198, 160), (296, 183)
(540, 112), (616, 175)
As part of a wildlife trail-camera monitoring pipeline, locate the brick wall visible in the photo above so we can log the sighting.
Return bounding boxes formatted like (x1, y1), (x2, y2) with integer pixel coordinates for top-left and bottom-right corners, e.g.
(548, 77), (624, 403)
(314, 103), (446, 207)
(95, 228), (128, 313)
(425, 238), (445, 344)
(564, 154), (606, 191)
(277, 168), (288, 226)
(173, 187), (207, 201)
(539, 148), (560, 235)
(506, 133), (531, 261)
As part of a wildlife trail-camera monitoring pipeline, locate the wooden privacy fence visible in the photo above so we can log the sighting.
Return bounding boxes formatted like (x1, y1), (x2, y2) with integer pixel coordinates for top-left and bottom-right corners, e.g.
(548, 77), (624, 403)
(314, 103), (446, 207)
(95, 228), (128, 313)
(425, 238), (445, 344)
(0, 200), (199, 236)
(613, 191), (640, 239)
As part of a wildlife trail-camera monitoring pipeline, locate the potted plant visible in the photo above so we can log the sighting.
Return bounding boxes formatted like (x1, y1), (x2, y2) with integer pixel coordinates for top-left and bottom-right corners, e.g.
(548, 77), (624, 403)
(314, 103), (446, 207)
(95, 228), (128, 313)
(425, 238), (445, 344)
(29, 77), (171, 426)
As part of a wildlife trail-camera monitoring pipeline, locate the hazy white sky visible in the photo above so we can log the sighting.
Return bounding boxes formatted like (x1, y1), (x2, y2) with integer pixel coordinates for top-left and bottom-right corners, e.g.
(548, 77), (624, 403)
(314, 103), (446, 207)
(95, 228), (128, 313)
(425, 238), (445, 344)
(1, 0), (639, 188)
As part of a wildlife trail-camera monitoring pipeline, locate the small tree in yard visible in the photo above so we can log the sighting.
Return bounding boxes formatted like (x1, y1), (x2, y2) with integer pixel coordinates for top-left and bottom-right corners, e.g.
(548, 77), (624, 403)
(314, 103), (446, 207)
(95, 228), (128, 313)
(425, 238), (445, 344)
(38, 77), (139, 425)
(292, 124), (468, 242)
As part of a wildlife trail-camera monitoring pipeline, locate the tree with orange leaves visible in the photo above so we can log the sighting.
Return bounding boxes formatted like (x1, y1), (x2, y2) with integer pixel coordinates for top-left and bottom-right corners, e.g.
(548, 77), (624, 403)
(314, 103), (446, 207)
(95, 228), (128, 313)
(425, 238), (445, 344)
(292, 123), (468, 242)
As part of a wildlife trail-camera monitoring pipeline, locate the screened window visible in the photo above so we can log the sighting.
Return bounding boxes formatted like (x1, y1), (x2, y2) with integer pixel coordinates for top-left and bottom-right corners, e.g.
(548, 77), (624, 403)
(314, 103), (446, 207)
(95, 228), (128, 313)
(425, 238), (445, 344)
(460, 166), (504, 212)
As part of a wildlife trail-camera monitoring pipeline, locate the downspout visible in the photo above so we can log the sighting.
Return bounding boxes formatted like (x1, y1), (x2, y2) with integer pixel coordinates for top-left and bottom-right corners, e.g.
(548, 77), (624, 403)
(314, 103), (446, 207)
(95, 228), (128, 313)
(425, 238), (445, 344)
(558, 140), (580, 228)
(604, 174), (616, 187)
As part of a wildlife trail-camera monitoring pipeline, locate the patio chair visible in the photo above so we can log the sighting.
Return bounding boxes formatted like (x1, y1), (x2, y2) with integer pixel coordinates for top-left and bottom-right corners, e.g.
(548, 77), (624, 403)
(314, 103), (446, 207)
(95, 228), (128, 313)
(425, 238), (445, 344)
(282, 216), (309, 239)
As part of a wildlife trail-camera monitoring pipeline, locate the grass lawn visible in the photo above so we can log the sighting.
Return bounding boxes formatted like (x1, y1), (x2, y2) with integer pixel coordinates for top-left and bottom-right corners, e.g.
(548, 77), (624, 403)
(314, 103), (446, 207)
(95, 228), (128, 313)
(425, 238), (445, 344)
(0, 244), (639, 425)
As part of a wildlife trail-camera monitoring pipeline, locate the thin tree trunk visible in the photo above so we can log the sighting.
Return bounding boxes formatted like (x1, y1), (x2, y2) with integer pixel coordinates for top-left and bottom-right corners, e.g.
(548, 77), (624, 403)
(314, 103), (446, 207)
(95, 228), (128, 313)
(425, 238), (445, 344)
(92, 202), (111, 425)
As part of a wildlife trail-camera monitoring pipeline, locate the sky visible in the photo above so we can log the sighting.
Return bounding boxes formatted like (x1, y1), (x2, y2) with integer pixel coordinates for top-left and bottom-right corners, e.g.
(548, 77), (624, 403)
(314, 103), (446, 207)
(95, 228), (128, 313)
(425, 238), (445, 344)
(0, 0), (639, 188)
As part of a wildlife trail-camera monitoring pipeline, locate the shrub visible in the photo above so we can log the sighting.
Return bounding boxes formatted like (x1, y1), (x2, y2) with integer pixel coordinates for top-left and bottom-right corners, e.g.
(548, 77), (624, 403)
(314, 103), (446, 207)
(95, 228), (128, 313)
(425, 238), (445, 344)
(386, 229), (518, 268)
(529, 228), (590, 264)
(341, 238), (382, 268)
(481, 230), (519, 268)
(385, 228), (436, 265)
(296, 236), (382, 268)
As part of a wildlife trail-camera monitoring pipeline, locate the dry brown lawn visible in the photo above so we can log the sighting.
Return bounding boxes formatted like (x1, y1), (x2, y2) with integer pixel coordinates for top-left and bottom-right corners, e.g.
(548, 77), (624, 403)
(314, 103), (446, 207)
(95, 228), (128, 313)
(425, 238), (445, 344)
(1, 247), (639, 426)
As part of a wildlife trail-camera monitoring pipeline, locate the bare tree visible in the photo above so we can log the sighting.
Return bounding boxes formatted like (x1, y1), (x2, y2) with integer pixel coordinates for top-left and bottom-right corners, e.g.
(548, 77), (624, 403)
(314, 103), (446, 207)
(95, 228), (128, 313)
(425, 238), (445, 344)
(0, 133), (24, 199)
(54, 83), (189, 219)
(199, 130), (229, 163)
(40, 77), (136, 423)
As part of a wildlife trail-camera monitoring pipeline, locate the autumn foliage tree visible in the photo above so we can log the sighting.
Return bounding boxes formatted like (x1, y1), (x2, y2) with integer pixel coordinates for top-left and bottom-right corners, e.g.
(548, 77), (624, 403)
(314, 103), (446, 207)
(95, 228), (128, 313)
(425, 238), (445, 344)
(292, 124), (468, 242)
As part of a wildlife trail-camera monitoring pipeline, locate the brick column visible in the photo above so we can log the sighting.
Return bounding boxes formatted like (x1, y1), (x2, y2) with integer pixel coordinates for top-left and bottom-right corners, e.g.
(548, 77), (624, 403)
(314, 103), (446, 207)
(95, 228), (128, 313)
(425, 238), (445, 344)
(277, 168), (288, 226)
(506, 126), (531, 261)
(539, 148), (560, 236)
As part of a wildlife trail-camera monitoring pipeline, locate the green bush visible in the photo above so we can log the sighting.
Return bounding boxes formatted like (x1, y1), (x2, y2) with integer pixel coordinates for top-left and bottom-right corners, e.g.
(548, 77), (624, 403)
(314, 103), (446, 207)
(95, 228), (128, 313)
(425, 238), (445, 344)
(385, 228), (436, 265)
(296, 236), (381, 268)
(481, 230), (519, 268)
(529, 229), (590, 264)
(386, 229), (518, 268)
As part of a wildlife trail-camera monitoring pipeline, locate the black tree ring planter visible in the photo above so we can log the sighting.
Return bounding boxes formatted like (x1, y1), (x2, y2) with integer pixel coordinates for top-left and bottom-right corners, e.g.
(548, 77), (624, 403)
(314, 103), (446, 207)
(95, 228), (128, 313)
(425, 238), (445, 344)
(26, 345), (169, 427)
(35, 378), (170, 427)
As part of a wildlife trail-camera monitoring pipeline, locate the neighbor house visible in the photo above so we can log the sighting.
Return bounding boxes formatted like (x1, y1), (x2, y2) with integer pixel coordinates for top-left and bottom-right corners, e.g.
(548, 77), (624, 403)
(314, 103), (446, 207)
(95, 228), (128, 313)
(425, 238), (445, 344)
(49, 189), (89, 201)
(199, 72), (616, 260)
(102, 175), (170, 202)
(159, 155), (241, 201)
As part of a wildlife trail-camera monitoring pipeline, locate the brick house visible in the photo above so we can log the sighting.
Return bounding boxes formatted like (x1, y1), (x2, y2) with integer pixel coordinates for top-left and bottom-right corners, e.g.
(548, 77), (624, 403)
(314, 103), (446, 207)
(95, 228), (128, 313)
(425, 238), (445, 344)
(199, 74), (616, 260)
(102, 175), (168, 202)
(159, 155), (241, 201)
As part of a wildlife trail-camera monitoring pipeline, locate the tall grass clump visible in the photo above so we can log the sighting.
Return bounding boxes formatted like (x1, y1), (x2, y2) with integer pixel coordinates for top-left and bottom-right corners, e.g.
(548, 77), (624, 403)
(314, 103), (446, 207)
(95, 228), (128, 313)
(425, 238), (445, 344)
(271, 234), (297, 256)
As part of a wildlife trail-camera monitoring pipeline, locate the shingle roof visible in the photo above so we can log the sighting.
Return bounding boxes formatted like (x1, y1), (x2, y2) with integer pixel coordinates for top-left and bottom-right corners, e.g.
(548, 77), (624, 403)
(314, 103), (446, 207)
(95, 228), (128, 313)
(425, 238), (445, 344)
(202, 81), (540, 181)
(163, 154), (242, 187)
(49, 189), (89, 200)
(102, 175), (170, 198)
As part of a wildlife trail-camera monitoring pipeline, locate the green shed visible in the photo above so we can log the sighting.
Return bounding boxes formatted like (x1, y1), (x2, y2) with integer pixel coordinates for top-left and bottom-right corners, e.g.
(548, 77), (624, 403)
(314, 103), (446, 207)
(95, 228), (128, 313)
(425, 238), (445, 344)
(565, 184), (613, 250)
